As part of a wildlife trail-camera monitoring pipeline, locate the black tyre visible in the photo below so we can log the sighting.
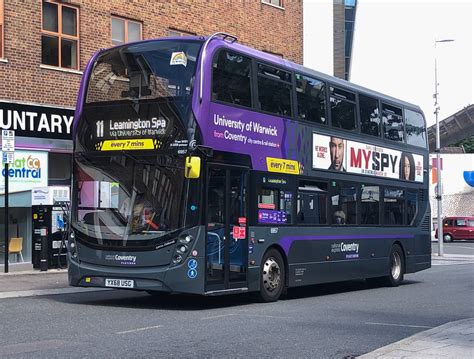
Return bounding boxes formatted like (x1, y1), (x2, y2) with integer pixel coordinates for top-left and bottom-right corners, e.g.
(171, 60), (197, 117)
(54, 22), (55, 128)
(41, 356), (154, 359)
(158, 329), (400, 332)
(258, 249), (285, 302)
(383, 244), (404, 287)
(443, 234), (453, 243)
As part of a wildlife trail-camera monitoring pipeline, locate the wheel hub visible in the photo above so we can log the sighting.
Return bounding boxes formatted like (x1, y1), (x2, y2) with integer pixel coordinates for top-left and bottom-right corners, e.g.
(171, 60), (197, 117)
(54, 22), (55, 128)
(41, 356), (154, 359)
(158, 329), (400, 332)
(262, 257), (281, 292)
(391, 251), (401, 280)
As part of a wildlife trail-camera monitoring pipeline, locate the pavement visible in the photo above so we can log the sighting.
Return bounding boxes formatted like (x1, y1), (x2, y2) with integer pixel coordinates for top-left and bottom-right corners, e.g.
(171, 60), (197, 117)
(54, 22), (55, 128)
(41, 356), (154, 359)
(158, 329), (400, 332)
(0, 255), (473, 358)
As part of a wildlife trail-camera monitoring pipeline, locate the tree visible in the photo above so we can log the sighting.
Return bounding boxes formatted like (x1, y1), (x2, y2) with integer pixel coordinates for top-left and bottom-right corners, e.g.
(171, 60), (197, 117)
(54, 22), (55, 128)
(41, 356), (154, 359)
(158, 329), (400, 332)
(455, 135), (474, 153)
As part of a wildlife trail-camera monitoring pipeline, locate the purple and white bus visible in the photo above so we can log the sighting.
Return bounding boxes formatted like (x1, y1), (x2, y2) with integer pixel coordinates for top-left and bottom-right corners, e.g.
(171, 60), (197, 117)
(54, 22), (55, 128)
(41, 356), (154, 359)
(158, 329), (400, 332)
(69, 33), (430, 301)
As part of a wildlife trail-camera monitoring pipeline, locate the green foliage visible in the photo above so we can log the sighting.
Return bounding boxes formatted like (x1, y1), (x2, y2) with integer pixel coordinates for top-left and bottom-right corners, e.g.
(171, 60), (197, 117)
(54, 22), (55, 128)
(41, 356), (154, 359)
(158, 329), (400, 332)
(455, 135), (474, 153)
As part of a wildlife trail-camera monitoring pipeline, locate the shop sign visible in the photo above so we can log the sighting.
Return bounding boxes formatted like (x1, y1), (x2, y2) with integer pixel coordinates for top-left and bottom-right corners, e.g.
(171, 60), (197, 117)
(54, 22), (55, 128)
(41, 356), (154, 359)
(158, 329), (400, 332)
(31, 186), (70, 206)
(2, 130), (15, 151)
(0, 150), (48, 194)
(0, 101), (74, 140)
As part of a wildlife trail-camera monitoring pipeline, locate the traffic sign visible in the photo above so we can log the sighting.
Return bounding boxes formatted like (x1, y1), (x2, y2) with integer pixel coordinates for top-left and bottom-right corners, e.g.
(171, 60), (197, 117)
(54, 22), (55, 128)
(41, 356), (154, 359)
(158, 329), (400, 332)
(2, 151), (14, 164)
(2, 130), (15, 152)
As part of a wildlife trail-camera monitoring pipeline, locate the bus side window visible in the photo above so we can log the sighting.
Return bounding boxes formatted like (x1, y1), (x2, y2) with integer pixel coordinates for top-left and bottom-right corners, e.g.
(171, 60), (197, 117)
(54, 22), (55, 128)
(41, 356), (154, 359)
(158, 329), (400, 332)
(361, 184), (380, 225)
(330, 86), (356, 131)
(382, 103), (404, 142)
(257, 63), (293, 117)
(296, 74), (326, 125)
(212, 50), (252, 108)
(330, 181), (357, 225)
(384, 188), (405, 225)
(405, 109), (427, 148)
(359, 94), (380, 137)
(257, 188), (293, 224)
(297, 181), (327, 225)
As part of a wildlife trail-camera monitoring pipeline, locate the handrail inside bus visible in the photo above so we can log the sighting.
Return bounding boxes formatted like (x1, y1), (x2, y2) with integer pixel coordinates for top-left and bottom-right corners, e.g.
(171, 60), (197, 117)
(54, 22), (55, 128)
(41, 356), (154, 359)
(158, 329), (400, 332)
(199, 32), (238, 103)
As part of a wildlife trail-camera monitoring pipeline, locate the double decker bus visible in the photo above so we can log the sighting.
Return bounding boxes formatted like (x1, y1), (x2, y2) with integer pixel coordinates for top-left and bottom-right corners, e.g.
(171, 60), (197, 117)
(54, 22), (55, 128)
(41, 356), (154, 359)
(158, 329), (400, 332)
(69, 33), (430, 302)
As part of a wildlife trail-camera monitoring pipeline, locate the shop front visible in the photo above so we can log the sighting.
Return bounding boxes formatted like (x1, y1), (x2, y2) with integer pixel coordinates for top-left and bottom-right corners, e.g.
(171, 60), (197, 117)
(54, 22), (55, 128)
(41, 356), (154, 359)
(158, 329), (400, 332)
(1, 101), (74, 272)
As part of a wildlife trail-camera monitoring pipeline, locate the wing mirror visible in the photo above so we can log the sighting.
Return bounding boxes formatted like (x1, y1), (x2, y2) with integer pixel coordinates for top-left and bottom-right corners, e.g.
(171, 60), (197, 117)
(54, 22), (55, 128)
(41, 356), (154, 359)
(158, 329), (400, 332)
(185, 156), (201, 179)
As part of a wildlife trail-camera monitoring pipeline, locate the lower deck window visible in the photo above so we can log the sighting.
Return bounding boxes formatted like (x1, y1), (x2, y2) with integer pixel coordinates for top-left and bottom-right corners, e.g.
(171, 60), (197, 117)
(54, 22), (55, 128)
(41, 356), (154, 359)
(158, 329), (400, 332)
(361, 185), (380, 225)
(297, 181), (327, 225)
(384, 188), (405, 225)
(330, 182), (357, 225)
(258, 188), (292, 224)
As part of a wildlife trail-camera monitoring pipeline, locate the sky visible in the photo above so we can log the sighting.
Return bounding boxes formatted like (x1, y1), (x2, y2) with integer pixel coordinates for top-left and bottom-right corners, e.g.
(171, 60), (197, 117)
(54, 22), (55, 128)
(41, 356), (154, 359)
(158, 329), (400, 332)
(303, 0), (473, 127)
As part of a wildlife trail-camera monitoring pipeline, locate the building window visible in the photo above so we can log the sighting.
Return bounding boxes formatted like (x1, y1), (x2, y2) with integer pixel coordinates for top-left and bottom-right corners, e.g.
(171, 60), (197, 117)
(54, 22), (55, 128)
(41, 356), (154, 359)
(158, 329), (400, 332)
(0, 0), (4, 59)
(262, 0), (284, 8)
(41, 1), (79, 69)
(168, 28), (196, 37)
(111, 16), (142, 46)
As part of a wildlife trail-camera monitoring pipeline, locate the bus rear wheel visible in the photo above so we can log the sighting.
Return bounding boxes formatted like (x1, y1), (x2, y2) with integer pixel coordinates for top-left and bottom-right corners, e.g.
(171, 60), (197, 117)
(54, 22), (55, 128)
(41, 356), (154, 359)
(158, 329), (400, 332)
(383, 244), (404, 287)
(258, 249), (285, 302)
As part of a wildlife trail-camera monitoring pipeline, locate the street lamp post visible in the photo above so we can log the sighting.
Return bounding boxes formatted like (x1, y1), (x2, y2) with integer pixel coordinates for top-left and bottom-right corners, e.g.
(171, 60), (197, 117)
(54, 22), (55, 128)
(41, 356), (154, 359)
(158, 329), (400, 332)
(434, 39), (454, 256)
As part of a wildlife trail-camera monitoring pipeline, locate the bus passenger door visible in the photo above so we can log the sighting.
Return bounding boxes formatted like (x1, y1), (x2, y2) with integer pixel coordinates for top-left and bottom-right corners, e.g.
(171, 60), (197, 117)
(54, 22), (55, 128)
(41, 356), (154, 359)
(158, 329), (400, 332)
(206, 166), (248, 291)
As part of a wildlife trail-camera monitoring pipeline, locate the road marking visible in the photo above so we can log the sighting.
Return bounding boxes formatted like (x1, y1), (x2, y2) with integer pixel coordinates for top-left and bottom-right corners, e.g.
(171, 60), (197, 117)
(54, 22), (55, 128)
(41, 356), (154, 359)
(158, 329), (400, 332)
(365, 322), (433, 329)
(244, 314), (290, 319)
(442, 245), (474, 250)
(200, 313), (237, 320)
(116, 325), (162, 335)
(432, 261), (474, 266)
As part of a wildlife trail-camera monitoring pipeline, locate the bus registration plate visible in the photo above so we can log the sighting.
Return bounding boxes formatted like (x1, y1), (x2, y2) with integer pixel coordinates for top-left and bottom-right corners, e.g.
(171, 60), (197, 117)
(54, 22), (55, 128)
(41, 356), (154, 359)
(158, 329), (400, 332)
(105, 279), (134, 288)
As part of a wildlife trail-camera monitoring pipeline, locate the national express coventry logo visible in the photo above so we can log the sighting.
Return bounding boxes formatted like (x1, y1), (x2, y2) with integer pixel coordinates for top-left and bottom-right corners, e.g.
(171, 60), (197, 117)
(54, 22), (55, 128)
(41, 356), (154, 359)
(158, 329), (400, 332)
(1, 155), (43, 181)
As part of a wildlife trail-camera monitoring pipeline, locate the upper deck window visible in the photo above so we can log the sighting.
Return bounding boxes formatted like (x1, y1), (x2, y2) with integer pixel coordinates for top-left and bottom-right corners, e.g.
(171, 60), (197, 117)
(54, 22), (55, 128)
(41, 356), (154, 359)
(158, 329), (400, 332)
(257, 63), (292, 117)
(41, 1), (79, 69)
(405, 109), (426, 148)
(112, 16), (142, 46)
(359, 94), (380, 137)
(0, 0), (4, 59)
(382, 103), (404, 142)
(212, 50), (252, 108)
(296, 74), (326, 125)
(330, 86), (356, 131)
(86, 40), (201, 106)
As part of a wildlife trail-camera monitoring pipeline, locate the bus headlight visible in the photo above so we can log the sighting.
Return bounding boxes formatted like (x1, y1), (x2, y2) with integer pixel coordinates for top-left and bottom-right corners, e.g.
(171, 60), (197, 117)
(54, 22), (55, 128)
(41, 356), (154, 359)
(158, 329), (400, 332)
(178, 245), (188, 254)
(70, 231), (75, 239)
(180, 234), (193, 244)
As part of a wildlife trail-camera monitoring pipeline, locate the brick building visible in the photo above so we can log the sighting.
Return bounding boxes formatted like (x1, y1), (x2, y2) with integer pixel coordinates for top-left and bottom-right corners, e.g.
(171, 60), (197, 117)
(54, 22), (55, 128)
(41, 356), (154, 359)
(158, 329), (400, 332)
(0, 0), (303, 270)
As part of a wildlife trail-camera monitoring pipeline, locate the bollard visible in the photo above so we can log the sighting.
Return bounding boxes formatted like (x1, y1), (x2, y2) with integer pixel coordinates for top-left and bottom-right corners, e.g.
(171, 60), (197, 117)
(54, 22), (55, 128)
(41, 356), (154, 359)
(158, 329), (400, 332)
(40, 227), (48, 272)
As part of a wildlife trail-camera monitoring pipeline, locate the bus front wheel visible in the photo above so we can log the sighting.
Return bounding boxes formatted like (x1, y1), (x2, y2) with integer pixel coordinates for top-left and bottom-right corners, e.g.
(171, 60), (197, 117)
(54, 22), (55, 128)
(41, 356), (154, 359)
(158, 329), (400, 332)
(383, 244), (404, 287)
(258, 249), (285, 302)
